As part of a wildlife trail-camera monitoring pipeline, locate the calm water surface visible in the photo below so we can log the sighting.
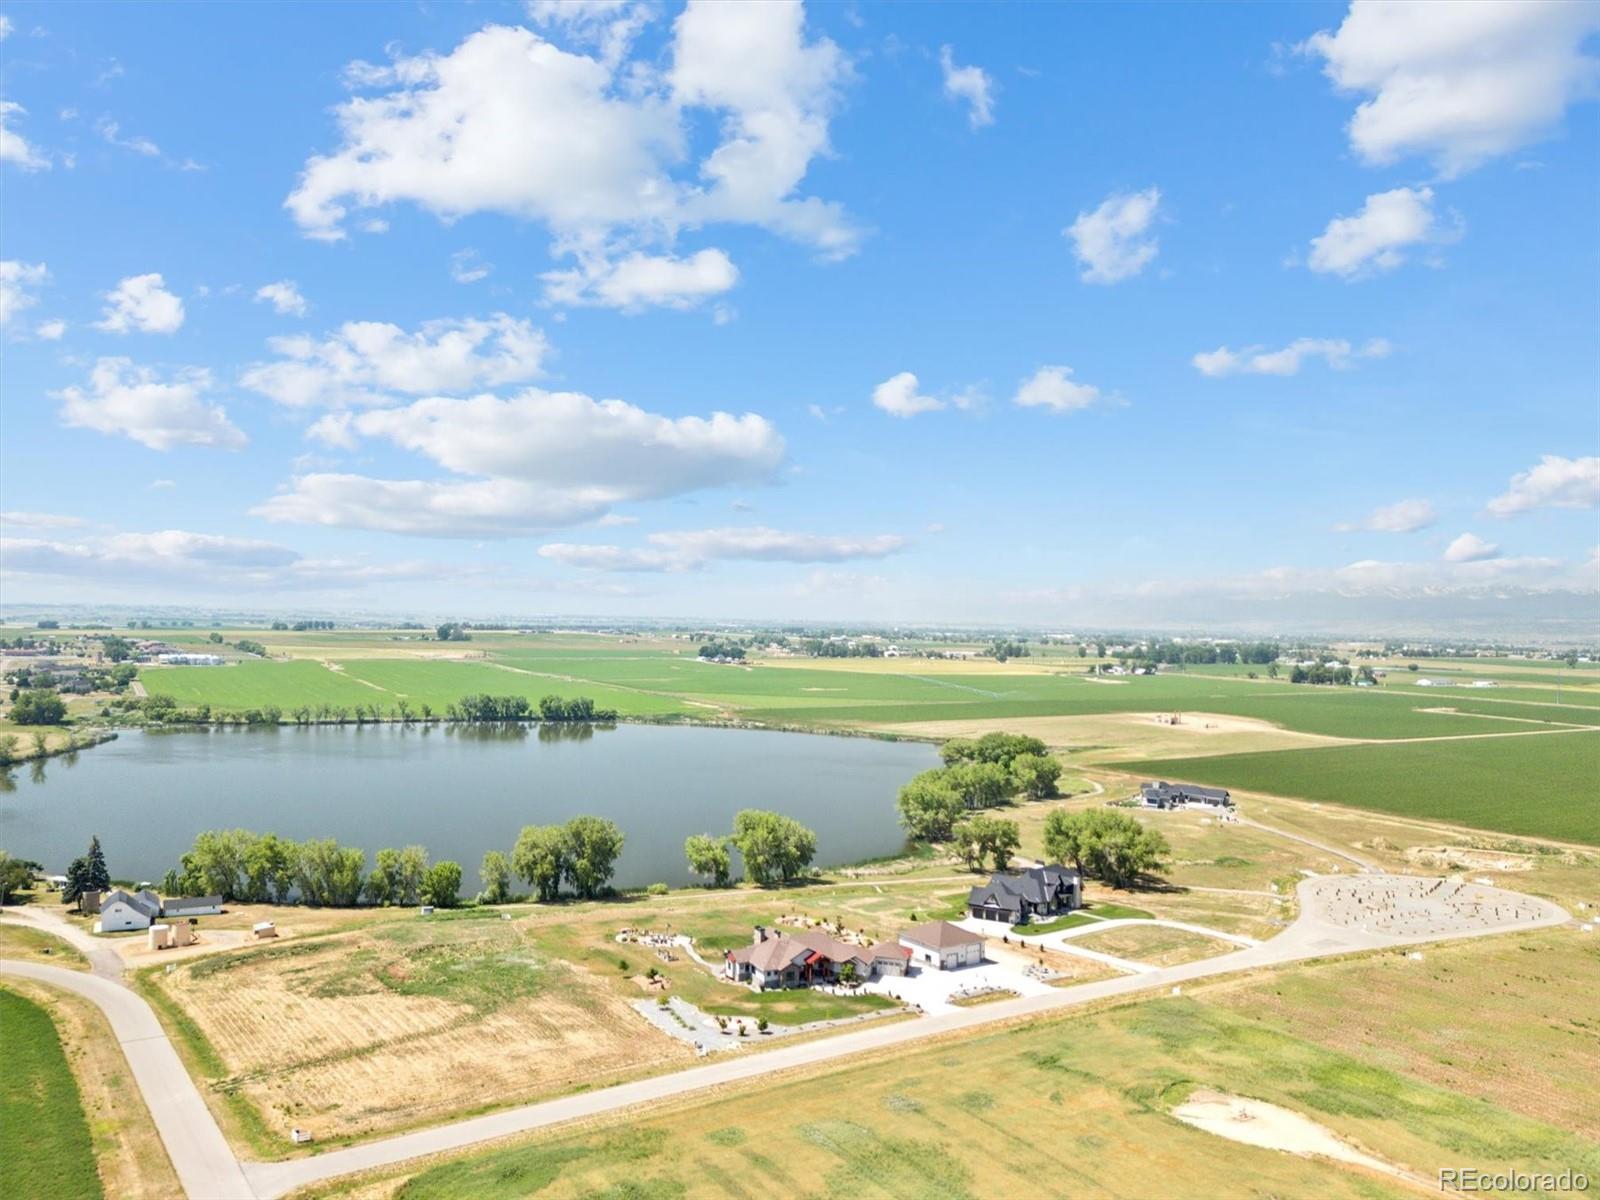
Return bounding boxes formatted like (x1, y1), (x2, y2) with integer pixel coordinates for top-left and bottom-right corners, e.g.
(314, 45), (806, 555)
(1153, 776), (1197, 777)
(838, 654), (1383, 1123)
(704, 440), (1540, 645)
(0, 724), (938, 888)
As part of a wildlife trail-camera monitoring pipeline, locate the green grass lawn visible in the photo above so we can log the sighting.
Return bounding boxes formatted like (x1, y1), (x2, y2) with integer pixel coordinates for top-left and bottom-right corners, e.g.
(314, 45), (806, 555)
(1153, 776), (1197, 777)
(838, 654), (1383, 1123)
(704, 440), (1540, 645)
(0, 988), (104, 1200)
(1138, 730), (1600, 844)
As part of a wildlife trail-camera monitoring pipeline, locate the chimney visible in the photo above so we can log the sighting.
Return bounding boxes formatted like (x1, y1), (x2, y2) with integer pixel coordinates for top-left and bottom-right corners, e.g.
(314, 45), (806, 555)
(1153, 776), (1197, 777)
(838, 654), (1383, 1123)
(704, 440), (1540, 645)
(752, 925), (766, 944)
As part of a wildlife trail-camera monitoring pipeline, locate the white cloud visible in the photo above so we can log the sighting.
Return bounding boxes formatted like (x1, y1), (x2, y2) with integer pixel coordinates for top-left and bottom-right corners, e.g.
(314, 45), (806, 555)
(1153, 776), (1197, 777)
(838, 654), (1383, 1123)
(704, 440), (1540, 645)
(241, 314), (550, 408)
(1, 511), (89, 530)
(255, 387), (785, 537)
(939, 45), (995, 129)
(254, 280), (308, 316)
(0, 260), (48, 327)
(1066, 188), (1160, 284)
(1012, 365), (1101, 413)
(288, 8), (857, 268)
(0, 101), (51, 171)
(542, 247), (738, 311)
(1443, 532), (1500, 563)
(1486, 454), (1600, 516)
(0, 16), (13, 40)
(35, 318), (66, 340)
(55, 357), (247, 451)
(450, 249), (492, 284)
(1303, 1), (1600, 178)
(1, 527), (458, 592)
(525, 0), (655, 69)
(1307, 186), (1457, 278)
(96, 117), (160, 158)
(95, 273), (185, 334)
(871, 371), (943, 418)
(1335, 497), (1437, 533)
(1193, 336), (1391, 377)
(539, 525), (907, 572)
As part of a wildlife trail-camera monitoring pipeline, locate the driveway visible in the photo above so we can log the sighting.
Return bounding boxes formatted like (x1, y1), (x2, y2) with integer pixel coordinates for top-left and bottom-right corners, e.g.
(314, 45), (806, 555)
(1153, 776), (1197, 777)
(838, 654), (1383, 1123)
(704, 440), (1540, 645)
(2, 874), (1573, 1200)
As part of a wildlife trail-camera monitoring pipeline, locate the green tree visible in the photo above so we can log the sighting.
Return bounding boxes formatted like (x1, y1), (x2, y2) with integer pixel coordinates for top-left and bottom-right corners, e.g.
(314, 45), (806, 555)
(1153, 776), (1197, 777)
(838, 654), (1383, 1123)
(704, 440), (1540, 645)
(512, 824), (570, 902)
(1010, 753), (1062, 800)
(62, 856), (89, 905)
(479, 850), (514, 903)
(896, 770), (965, 841)
(731, 809), (817, 886)
(1042, 809), (1168, 889)
(83, 836), (110, 893)
(396, 844), (430, 904)
(0, 735), (17, 766)
(953, 814), (1021, 872)
(294, 839), (366, 906)
(181, 829), (252, 899)
(945, 761), (1012, 809)
(838, 962), (857, 987)
(366, 847), (402, 905)
(684, 834), (732, 888)
(563, 816), (624, 899)
(0, 852), (40, 904)
(11, 690), (67, 725)
(422, 861), (463, 907)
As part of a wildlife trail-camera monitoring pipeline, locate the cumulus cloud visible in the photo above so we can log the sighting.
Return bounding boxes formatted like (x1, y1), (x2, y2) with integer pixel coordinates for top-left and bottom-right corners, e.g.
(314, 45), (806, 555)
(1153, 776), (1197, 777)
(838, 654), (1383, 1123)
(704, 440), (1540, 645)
(254, 387), (785, 537)
(1307, 186), (1458, 278)
(539, 525), (906, 572)
(940, 45), (995, 129)
(1012, 365), (1101, 413)
(35, 318), (66, 340)
(95, 273), (185, 334)
(55, 358), (247, 451)
(0, 260), (48, 327)
(871, 371), (944, 418)
(241, 314), (549, 408)
(1066, 188), (1160, 284)
(1335, 497), (1437, 533)
(254, 280), (308, 316)
(1, 101), (51, 171)
(542, 247), (738, 311)
(1486, 454), (1600, 516)
(1193, 336), (1391, 377)
(287, 5), (857, 293)
(1443, 532), (1500, 562)
(1302, 0), (1600, 178)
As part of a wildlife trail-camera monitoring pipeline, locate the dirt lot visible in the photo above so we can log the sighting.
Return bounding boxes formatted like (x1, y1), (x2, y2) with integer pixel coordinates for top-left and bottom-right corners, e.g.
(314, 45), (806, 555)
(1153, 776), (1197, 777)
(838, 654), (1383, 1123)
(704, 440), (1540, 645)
(154, 911), (690, 1144)
(868, 711), (1347, 760)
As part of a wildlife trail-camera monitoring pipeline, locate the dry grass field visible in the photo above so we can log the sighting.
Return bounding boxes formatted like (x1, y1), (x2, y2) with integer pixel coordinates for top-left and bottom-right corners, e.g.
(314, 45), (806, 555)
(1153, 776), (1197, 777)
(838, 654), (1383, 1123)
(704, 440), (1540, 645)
(1069, 923), (1241, 967)
(153, 912), (691, 1145)
(300, 991), (1599, 1200)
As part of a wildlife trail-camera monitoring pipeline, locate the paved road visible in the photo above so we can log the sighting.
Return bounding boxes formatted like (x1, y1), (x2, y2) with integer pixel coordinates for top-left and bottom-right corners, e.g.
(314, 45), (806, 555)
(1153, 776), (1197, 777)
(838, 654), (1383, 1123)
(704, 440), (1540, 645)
(4, 875), (1570, 1199)
(0, 959), (255, 1199)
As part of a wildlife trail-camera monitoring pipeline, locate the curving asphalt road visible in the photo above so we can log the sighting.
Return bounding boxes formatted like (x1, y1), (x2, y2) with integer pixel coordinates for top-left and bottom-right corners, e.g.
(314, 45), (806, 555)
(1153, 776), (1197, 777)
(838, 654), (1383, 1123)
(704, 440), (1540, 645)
(2, 875), (1572, 1200)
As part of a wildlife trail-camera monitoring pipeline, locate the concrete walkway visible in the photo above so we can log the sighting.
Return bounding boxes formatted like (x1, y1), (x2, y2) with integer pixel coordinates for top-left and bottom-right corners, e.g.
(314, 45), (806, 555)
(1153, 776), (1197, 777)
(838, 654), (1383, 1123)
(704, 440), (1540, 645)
(3, 874), (1571, 1199)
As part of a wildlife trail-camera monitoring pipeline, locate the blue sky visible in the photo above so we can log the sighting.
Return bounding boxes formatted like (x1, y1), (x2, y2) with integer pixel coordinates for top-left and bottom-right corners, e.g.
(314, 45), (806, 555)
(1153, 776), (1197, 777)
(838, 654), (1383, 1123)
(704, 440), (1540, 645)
(2, 1), (1597, 632)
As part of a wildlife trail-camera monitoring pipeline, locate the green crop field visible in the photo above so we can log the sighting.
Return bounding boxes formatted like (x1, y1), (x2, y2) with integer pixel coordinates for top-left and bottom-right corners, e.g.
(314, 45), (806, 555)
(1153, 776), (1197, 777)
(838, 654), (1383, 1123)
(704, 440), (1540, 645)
(0, 989), (104, 1200)
(334, 658), (691, 717)
(140, 660), (387, 710)
(1137, 730), (1600, 844)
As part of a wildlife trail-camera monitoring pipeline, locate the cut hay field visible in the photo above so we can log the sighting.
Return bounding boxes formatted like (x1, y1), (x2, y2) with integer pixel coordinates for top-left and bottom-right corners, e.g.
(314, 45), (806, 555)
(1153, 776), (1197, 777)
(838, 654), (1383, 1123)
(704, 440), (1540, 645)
(0, 988), (104, 1200)
(307, 993), (1599, 1200)
(1068, 923), (1240, 967)
(1138, 729), (1600, 845)
(149, 912), (691, 1146)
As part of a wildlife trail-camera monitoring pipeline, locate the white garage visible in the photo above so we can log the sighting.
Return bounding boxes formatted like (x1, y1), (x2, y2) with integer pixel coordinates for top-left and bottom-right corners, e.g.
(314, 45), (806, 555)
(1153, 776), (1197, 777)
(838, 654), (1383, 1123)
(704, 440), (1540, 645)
(898, 921), (985, 970)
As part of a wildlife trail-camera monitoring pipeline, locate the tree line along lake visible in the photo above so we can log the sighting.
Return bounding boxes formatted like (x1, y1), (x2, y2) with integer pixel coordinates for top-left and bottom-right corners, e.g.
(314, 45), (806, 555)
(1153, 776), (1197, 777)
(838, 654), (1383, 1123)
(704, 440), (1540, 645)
(0, 724), (940, 889)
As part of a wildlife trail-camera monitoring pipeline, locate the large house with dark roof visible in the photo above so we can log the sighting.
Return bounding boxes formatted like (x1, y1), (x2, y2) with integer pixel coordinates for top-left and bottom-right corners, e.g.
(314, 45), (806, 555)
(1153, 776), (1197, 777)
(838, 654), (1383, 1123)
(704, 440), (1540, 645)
(1140, 781), (1233, 810)
(967, 864), (1081, 925)
(723, 926), (910, 990)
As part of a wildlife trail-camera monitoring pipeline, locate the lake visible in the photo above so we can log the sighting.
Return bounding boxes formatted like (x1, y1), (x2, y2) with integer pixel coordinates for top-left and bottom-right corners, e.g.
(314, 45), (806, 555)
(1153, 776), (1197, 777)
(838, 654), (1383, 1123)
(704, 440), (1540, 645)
(0, 724), (939, 890)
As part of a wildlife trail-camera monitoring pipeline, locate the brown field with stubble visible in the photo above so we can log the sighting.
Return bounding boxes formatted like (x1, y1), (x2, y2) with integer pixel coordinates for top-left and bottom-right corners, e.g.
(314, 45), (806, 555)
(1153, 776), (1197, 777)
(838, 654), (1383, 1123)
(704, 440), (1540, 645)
(156, 915), (688, 1143)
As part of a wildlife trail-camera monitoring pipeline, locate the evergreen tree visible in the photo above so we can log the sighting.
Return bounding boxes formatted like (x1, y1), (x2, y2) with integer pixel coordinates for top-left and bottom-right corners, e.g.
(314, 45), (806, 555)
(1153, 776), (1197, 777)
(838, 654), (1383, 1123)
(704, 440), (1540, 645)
(84, 836), (111, 892)
(62, 856), (89, 904)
